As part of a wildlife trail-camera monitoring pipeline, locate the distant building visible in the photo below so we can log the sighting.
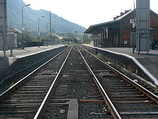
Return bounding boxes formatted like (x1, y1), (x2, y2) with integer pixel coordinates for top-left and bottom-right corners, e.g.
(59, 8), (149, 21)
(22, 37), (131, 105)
(84, 9), (158, 47)
(8, 28), (22, 48)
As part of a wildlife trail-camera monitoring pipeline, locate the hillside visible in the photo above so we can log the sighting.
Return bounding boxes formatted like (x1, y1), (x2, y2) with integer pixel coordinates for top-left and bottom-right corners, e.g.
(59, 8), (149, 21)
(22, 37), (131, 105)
(7, 0), (86, 33)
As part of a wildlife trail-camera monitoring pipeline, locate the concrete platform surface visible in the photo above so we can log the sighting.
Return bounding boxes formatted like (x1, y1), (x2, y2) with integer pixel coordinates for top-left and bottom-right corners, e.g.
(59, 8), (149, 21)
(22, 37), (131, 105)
(85, 44), (158, 85)
(0, 45), (65, 73)
(105, 47), (158, 58)
(102, 47), (158, 84)
(0, 45), (65, 58)
(105, 47), (158, 79)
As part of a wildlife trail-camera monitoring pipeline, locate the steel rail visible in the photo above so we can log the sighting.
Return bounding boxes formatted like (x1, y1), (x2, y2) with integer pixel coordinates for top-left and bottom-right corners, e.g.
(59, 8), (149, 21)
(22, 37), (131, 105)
(78, 47), (122, 119)
(0, 48), (67, 101)
(33, 47), (72, 119)
(0, 47), (66, 85)
(81, 46), (158, 104)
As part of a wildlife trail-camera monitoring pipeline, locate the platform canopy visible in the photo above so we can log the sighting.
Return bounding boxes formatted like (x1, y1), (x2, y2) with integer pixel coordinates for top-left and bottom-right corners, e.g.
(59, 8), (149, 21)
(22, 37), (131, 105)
(8, 28), (22, 33)
(84, 20), (120, 34)
(84, 10), (133, 34)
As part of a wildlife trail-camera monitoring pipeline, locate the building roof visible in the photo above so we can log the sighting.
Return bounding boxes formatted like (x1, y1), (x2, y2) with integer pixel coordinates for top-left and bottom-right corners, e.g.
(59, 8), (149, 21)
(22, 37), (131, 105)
(8, 28), (22, 33)
(84, 9), (158, 34)
(84, 20), (120, 34)
(84, 9), (134, 34)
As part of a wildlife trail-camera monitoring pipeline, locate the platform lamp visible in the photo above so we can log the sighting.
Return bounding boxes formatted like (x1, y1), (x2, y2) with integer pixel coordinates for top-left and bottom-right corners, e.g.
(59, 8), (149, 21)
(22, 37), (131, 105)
(38, 15), (45, 47)
(133, 0), (136, 9)
(21, 4), (31, 49)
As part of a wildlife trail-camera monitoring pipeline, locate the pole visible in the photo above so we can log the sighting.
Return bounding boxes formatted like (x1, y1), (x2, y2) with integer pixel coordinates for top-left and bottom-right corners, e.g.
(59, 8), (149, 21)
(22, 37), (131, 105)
(37, 18), (40, 47)
(49, 11), (52, 46)
(10, 47), (13, 56)
(37, 16), (45, 48)
(133, 0), (135, 9)
(2, 0), (6, 57)
(50, 11), (51, 38)
(21, 4), (30, 49)
(22, 6), (24, 49)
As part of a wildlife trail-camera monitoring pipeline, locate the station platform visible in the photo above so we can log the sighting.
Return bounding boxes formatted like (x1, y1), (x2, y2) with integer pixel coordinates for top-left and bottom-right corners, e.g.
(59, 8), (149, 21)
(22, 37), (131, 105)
(85, 44), (158, 85)
(0, 45), (65, 58)
(0, 45), (65, 73)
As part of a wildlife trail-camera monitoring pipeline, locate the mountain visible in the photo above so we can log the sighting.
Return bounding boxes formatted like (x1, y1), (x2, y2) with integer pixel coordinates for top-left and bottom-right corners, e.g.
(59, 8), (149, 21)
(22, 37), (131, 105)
(7, 0), (86, 33)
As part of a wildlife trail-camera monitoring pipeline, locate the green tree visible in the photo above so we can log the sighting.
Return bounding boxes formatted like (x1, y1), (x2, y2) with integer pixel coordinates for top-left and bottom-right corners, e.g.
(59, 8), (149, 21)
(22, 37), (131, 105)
(82, 34), (90, 43)
(22, 31), (33, 42)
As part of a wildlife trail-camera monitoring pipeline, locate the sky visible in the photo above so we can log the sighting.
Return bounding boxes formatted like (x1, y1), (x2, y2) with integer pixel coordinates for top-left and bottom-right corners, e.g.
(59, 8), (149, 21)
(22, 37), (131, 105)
(23, 0), (158, 28)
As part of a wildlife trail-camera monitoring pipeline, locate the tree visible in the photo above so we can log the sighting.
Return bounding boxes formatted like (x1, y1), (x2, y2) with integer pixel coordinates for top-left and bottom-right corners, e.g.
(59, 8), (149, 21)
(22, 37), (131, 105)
(22, 31), (33, 42)
(82, 34), (90, 43)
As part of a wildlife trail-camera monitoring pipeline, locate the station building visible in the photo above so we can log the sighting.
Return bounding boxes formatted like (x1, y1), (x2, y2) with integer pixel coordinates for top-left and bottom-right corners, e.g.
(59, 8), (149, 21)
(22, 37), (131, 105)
(84, 9), (158, 47)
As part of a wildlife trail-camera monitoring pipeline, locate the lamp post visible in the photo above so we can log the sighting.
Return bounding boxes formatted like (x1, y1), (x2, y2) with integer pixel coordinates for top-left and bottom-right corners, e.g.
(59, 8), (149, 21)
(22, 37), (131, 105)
(49, 11), (52, 38)
(52, 25), (56, 45)
(22, 4), (30, 49)
(38, 16), (45, 47)
(133, 0), (135, 9)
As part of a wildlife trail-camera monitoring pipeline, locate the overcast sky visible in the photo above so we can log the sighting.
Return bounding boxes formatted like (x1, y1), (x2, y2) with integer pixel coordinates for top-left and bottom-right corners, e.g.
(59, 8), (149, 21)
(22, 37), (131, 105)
(23, 0), (158, 28)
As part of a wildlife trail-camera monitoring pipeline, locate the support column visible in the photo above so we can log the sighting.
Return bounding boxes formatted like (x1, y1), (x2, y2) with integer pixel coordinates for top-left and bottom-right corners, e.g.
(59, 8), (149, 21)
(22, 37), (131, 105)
(0, 0), (7, 53)
(136, 0), (150, 53)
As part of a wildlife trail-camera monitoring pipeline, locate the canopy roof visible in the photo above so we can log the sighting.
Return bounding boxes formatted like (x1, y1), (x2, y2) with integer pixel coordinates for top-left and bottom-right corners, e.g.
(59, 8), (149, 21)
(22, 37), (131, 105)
(84, 10), (133, 34)
(8, 28), (22, 33)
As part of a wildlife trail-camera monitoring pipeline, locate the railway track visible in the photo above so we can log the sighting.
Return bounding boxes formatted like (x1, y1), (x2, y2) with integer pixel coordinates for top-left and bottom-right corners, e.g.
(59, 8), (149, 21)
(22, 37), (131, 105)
(0, 45), (157, 119)
(0, 47), (70, 119)
(0, 47), (66, 94)
(80, 46), (158, 119)
(33, 46), (110, 119)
